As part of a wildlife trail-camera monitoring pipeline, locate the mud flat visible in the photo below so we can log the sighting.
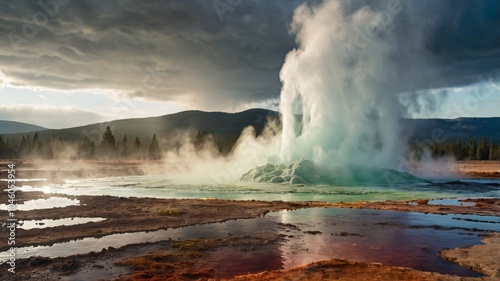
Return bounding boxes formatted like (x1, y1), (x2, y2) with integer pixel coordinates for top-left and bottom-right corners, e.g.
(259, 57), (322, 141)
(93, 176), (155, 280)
(1, 225), (498, 281)
(234, 259), (472, 281)
(456, 161), (500, 179)
(455, 161), (500, 178)
(441, 233), (500, 279)
(0, 191), (498, 280)
(0, 190), (326, 249)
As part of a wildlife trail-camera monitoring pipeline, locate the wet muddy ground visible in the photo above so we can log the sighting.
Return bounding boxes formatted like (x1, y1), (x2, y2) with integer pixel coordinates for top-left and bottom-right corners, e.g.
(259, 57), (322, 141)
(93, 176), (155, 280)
(0, 160), (498, 280)
(0, 190), (498, 280)
(0, 189), (326, 249)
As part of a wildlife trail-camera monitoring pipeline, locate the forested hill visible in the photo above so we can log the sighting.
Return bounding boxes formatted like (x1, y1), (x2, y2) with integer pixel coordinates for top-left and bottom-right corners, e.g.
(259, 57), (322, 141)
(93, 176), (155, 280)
(404, 117), (500, 143)
(0, 109), (498, 160)
(2, 109), (499, 143)
(0, 120), (47, 134)
(2, 108), (280, 142)
(1, 110), (499, 143)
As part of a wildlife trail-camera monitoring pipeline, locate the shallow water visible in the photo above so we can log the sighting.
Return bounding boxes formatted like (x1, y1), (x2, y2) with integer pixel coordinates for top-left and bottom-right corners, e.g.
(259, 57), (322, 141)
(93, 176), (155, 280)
(16, 174), (500, 203)
(1, 208), (498, 277)
(272, 208), (499, 277)
(427, 198), (477, 207)
(15, 217), (107, 230)
(0, 197), (80, 211)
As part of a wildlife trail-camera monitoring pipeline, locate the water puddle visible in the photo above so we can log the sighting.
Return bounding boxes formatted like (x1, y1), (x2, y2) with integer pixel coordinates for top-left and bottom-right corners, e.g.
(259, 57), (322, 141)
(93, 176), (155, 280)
(0, 197), (80, 211)
(15, 217), (107, 230)
(1, 178), (47, 182)
(1, 208), (498, 277)
(427, 198), (477, 207)
(274, 209), (498, 276)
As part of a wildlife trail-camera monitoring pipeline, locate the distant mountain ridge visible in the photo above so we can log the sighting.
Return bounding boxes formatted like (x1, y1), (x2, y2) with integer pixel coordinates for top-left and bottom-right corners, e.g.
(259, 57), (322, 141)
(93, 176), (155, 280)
(404, 117), (500, 143)
(1, 108), (280, 142)
(1, 109), (499, 144)
(0, 120), (47, 134)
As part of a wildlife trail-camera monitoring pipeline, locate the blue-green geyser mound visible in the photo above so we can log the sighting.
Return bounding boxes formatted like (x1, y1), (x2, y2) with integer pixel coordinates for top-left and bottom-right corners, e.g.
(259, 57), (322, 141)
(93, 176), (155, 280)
(239, 159), (424, 186)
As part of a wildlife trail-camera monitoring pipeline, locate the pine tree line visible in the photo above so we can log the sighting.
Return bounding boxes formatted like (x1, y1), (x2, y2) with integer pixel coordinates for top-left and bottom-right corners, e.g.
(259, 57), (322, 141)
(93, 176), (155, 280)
(409, 136), (500, 160)
(4, 127), (497, 161)
(0, 126), (162, 160)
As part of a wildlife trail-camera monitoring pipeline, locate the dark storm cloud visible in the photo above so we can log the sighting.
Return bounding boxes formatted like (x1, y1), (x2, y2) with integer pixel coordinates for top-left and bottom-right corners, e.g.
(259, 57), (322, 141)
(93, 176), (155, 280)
(410, 0), (500, 88)
(0, 0), (498, 111)
(334, 0), (500, 93)
(0, 0), (303, 109)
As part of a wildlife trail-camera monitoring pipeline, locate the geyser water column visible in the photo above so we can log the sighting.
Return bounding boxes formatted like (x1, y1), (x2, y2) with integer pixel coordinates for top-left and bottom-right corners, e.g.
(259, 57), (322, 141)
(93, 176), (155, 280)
(279, 0), (429, 170)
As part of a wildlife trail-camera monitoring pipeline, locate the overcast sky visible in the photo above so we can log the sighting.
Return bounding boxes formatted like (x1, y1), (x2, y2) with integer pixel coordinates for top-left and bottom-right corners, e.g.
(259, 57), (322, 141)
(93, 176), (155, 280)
(0, 0), (499, 129)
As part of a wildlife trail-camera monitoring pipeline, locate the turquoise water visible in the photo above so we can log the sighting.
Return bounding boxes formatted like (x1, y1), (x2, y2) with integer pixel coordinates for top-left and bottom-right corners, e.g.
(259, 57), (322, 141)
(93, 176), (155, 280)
(17, 174), (500, 202)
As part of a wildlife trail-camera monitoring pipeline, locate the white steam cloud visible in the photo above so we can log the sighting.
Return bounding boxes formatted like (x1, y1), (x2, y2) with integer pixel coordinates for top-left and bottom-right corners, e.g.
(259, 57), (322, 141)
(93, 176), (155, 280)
(168, 0), (454, 184)
(146, 121), (282, 185)
(279, 0), (436, 170)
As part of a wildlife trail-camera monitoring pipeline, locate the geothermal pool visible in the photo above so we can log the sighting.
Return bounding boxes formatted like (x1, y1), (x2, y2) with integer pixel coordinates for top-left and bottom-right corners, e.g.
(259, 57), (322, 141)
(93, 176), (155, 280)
(14, 174), (500, 203)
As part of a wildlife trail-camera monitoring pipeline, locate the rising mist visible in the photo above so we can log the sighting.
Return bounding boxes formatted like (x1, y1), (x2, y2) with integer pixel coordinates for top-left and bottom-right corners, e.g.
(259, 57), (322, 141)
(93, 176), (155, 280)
(279, 0), (442, 170)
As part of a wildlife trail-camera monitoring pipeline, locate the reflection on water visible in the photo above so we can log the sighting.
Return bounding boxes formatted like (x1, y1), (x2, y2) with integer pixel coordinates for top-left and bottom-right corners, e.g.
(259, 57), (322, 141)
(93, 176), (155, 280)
(0, 197), (80, 211)
(428, 198), (477, 207)
(16, 217), (107, 229)
(273, 208), (498, 277)
(1, 208), (498, 277)
(0, 178), (47, 182)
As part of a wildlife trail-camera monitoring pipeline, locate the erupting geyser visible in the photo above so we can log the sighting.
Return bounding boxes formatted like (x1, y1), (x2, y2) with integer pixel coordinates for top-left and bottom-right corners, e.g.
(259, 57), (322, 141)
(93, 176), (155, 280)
(279, 0), (433, 170)
(241, 0), (441, 184)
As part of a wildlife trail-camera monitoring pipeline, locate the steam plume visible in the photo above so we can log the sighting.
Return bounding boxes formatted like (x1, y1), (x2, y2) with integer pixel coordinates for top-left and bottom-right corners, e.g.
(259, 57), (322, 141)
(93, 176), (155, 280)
(279, 0), (437, 169)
